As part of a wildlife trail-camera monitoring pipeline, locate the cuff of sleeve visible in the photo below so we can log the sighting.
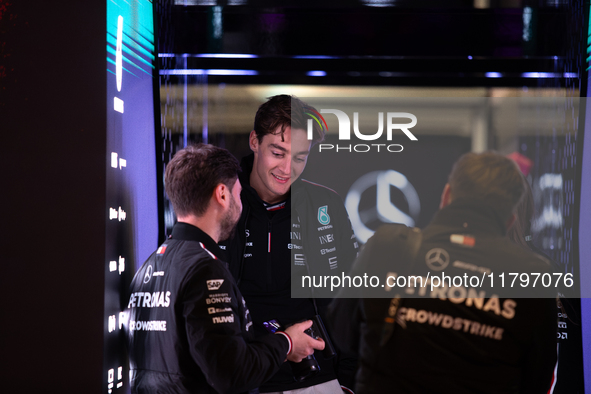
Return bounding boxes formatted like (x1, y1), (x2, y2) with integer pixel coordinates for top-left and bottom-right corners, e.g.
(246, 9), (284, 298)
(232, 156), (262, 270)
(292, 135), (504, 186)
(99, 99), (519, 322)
(275, 331), (292, 355)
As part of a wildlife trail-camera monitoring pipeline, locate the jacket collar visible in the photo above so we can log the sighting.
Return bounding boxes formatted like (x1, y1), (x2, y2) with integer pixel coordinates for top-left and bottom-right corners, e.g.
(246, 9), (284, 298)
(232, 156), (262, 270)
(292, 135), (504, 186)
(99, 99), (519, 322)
(430, 198), (508, 236)
(170, 222), (224, 259)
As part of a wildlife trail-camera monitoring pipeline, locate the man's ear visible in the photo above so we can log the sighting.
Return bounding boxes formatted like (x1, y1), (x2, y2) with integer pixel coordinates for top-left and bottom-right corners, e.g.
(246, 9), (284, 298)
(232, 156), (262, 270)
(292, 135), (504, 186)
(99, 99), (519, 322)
(249, 130), (259, 153)
(506, 213), (516, 230)
(439, 183), (452, 209)
(213, 183), (230, 209)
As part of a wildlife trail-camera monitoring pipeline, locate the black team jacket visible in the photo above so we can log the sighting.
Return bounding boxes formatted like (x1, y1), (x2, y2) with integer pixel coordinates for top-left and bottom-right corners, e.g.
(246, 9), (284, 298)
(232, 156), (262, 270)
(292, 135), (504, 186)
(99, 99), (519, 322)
(220, 154), (359, 392)
(328, 199), (557, 394)
(126, 223), (290, 394)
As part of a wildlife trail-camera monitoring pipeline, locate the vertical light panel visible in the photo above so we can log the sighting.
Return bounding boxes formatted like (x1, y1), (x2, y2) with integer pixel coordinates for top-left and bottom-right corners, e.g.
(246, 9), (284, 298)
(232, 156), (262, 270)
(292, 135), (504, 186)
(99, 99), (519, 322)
(105, 0), (158, 393)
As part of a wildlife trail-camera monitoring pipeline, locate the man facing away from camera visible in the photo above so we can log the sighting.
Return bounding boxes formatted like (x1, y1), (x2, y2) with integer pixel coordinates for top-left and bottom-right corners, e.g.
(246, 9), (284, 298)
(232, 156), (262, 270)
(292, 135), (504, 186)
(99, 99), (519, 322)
(329, 152), (557, 394)
(125, 143), (325, 394)
(221, 95), (359, 393)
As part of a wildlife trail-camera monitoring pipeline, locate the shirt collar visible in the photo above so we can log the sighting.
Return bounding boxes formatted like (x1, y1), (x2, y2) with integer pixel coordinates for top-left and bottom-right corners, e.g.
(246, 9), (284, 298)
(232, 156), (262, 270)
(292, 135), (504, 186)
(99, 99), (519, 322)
(170, 222), (224, 260)
(430, 198), (508, 236)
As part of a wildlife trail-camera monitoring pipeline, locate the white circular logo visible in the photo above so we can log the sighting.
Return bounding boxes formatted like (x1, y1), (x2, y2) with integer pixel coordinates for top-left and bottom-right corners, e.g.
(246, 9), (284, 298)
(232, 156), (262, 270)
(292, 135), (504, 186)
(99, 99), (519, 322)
(345, 170), (420, 244)
(144, 265), (153, 283)
(425, 248), (450, 271)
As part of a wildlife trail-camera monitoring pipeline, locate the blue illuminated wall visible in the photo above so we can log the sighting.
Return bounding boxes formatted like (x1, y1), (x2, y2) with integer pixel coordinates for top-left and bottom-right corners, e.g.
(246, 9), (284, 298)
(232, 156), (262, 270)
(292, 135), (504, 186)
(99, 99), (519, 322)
(106, 0), (158, 267)
(579, 7), (591, 391)
(581, 96), (591, 394)
(104, 0), (159, 393)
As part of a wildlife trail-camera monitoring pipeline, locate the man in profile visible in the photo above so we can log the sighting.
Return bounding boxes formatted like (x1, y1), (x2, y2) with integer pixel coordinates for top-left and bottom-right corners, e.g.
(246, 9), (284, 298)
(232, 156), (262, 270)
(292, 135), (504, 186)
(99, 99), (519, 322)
(329, 152), (556, 393)
(126, 143), (324, 394)
(221, 95), (359, 393)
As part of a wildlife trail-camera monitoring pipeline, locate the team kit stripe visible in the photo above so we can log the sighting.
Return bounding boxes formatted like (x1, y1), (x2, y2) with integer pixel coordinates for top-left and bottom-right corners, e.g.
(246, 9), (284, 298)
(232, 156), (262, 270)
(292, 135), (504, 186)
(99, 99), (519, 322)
(266, 201), (286, 211)
(301, 179), (338, 194)
(199, 242), (218, 260)
(547, 343), (559, 394)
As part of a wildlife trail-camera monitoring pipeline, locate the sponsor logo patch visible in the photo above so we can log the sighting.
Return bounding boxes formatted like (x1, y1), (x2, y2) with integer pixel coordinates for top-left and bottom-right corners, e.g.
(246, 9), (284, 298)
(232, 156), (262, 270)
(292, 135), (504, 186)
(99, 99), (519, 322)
(319, 233), (334, 245)
(320, 247), (337, 255)
(207, 307), (232, 314)
(212, 315), (235, 324)
(206, 293), (232, 304)
(425, 248), (450, 271)
(143, 265), (153, 283)
(450, 234), (476, 247)
(207, 279), (224, 291)
(318, 205), (331, 225)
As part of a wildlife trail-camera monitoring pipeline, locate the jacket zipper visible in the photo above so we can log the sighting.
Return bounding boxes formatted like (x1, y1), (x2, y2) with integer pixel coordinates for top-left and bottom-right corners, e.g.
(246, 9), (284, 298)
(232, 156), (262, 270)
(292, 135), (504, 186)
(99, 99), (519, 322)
(237, 205), (251, 286)
(267, 221), (273, 285)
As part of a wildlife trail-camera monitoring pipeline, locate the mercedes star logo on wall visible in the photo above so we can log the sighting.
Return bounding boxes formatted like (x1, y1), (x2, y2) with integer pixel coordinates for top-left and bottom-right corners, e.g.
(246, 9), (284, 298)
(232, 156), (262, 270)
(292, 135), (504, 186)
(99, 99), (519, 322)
(345, 170), (420, 243)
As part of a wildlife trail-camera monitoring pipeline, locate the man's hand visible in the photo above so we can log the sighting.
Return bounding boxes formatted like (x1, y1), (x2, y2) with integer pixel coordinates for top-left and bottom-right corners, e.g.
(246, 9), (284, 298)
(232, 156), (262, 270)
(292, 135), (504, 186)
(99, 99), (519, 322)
(284, 320), (325, 362)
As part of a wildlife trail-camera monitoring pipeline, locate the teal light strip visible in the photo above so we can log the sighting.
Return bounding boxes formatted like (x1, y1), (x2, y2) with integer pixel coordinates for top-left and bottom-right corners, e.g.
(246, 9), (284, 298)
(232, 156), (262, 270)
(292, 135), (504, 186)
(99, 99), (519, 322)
(107, 37), (155, 73)
(107, 49), (146, 78)
(107, 30), (155, 61)
(588, 6), (591, 65)
(107, 56), (139, 78)
(107, 0), (155, 63)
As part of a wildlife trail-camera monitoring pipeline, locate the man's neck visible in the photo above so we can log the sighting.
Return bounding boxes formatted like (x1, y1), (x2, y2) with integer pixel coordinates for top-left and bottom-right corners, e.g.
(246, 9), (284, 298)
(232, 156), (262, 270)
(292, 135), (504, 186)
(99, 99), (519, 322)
(176, 214), (220, 243)
(249, 172), (290, 205)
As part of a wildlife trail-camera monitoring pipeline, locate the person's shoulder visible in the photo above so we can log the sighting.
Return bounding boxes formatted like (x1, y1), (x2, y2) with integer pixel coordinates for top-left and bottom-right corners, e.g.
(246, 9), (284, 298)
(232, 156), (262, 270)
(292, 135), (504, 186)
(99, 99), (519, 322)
(174, 245), (238, 303)
(491, 237), (554, 273)
(526, 249), (554, 272)
(299, 179), (343, 202)
(372, 223), (417, 242)
(300, 178), (338, 193)
(168, 239), (224, 270)
(297, 179), (353, 226)
(174, 241), (234, 287)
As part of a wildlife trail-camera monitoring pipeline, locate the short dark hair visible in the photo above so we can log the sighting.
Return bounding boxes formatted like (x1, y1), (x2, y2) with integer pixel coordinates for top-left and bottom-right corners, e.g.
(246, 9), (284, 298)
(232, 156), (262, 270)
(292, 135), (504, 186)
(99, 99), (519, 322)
(165, 143), (240, 217)
(448, 152), (525, 220)
(253, 94), (325, 145)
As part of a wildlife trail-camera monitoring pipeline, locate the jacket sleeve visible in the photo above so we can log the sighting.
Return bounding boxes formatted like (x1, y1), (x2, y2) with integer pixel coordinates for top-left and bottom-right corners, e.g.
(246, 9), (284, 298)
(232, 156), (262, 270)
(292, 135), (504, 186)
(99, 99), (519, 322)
(325, 297), (361, 390)
(325, 227), (379, 355)
(328, 195), (360, 389)
(334, 197), (359, 275)
(181, 260), (289, 394)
